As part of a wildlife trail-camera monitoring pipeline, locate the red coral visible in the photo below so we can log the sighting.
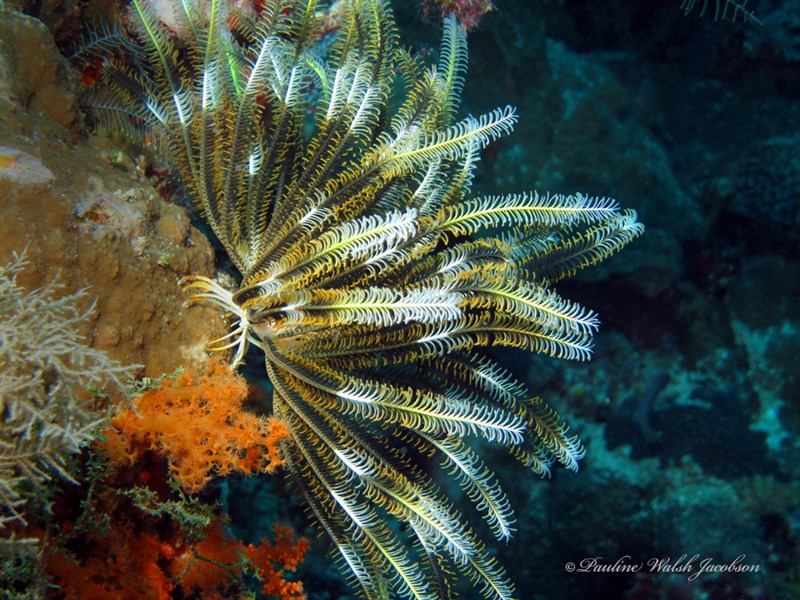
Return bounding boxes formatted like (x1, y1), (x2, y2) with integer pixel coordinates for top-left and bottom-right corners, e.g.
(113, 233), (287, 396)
(103, 361), (289, 492)
(46, 524), (174, 600)
(38, 357), (306, 599)
(424, 0), (494, 31)
(168, 523), (308, 599)
(44, 520), (307, 600)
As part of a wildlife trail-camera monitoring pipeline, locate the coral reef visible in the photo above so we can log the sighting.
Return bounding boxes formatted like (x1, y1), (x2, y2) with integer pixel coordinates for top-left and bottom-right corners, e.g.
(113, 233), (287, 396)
(3, 360), (305, 599)
(726, 134), (800, 243)
(0, 0), (797, 599)
(1, 11), (305, 598)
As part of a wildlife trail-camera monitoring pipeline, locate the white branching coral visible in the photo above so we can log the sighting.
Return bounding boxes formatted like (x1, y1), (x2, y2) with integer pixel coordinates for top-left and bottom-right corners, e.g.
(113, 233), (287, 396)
(0, 251), (137, 528)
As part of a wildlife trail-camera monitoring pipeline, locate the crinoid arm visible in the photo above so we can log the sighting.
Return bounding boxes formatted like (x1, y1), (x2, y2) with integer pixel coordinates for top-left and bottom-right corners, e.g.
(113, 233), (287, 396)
(681, 0), (760, 23)
(181, 275), (260, 368)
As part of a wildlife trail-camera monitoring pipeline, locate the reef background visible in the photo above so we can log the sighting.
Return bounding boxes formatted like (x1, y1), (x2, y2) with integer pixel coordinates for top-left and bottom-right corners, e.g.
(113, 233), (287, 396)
(1, 1), (798, 599)
(410, 3), (799, 599)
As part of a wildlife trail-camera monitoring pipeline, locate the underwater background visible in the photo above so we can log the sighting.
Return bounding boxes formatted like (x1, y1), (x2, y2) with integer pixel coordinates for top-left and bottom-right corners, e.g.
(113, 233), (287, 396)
(413, 2), (800, 599)
(0, 1), (798, 599)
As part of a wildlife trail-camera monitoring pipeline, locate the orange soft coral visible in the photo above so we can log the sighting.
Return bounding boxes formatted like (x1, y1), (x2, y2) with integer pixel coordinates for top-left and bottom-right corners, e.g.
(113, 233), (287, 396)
(45, 520), (307, 600)
(46, 525), (173, 600)
(103, 361), (289, 492)
(168, 523), (308, 599)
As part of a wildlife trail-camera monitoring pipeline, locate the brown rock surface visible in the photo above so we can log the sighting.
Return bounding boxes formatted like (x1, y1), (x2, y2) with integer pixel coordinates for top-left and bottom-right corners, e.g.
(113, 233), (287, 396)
(0, 11), (226, 377)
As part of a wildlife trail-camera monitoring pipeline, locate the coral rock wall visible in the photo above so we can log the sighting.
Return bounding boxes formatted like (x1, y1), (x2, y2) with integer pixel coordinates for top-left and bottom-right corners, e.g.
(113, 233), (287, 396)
(0, 11), (225, 376)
